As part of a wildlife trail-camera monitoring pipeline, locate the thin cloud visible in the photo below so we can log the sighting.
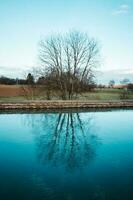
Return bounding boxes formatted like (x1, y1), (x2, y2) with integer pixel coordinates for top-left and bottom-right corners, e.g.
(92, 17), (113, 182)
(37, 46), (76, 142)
(101, 69), (133, 75)
(117, 69), (133, 75)
(112, 4), (129, 15)
(98, 68), (133, 84)
(0, 66), (19, 72)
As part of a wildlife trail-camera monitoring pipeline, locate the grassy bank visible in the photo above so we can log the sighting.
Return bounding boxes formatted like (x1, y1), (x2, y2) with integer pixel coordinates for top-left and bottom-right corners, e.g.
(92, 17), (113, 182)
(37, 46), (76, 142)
(0, 92), (133, 102)
(0, 85), (133, 102)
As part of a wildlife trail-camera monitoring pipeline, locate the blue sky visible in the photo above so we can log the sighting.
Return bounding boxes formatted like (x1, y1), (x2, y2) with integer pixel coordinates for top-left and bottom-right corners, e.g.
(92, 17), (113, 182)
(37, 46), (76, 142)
(0, 0), (133, 82)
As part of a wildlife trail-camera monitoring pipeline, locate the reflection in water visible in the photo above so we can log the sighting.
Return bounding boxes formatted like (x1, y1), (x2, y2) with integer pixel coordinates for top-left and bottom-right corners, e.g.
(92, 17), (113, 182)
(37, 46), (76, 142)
(25, 112), (100, 171)
(1, 111), (133, 200)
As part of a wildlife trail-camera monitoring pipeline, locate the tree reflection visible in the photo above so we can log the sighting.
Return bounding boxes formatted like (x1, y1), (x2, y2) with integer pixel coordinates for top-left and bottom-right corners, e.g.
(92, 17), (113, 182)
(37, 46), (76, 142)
(24, 111), (99, 171)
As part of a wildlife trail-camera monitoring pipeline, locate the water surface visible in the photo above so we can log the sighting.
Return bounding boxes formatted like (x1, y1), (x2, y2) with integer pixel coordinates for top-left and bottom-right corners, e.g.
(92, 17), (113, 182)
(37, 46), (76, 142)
(0, 110), (133, 200)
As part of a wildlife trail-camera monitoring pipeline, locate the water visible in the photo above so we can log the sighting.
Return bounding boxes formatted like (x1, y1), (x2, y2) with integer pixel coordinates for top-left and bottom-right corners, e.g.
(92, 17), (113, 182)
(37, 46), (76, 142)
(0, 110), (133, 200)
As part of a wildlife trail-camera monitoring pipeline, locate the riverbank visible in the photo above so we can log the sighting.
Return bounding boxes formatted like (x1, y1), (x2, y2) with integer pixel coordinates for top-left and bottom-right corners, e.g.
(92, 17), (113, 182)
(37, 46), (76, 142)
(0, 100), (133, 110)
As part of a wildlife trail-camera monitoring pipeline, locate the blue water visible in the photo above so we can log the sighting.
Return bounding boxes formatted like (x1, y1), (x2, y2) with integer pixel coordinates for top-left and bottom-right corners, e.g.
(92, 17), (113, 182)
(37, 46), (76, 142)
(0, 110), (133, 200)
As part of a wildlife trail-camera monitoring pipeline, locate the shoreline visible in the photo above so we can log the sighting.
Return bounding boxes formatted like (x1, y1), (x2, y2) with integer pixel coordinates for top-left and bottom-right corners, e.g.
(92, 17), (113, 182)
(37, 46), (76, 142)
(0, 100), (133, 110)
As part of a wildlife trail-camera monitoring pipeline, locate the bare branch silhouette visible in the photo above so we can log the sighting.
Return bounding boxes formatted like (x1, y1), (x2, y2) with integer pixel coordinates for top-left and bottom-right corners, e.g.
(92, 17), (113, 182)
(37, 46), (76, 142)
(24, 112), (100, 171)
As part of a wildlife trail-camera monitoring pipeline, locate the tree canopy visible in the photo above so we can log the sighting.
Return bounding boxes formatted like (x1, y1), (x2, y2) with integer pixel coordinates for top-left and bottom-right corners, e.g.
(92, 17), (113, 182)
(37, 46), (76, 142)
(38, 31), (100, 99)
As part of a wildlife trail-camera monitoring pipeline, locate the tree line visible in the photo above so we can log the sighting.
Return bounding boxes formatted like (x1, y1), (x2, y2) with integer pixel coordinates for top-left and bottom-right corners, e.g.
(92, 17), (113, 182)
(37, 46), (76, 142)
(0, 73), (34, 85)
(0, 76), (26, 85)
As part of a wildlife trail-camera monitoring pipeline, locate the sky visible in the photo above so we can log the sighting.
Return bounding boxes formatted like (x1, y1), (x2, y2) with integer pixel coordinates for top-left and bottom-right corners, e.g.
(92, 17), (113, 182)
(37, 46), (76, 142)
(0, 0), (133, 83)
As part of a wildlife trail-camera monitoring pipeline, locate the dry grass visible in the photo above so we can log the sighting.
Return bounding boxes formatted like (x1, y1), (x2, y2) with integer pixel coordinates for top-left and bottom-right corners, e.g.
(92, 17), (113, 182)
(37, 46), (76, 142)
(0, 85), (133, 102)
(0, 85), (22, 96)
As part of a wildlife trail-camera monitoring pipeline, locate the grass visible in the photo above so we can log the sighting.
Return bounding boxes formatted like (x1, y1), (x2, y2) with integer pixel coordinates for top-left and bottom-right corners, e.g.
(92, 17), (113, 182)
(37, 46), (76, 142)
(0, 88), (133, 102)
(0, 96), (26, 102)
(0, 84), (133, 102)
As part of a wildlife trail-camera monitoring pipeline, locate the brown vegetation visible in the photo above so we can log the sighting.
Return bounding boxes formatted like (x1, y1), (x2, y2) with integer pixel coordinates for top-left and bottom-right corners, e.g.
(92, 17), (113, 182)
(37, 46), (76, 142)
(0, 85), (22, 96)
(0, 84), (37, 97)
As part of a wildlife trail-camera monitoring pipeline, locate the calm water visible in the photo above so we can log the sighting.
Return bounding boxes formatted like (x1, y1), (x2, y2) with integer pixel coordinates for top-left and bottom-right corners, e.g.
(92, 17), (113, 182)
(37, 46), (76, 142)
(0, 110), (133, 200)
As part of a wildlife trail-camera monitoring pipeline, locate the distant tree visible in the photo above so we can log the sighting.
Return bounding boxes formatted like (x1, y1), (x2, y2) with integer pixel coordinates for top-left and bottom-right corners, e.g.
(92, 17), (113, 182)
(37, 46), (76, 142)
(97, 84), (106, 89)
(127, 83), (133, 89)
(0, 76), (32, 85)
(119, 79), (130, 99)
(120, 78), (130, 84)
(37, 76), (45, 85)
(26, 73), (34, 85)
(38, 31), (100, 100)
(17, 79), (27, 85)
(21, 73), (37, 100)
(0, 76), (15, 85)
(109, 80), (115, 88)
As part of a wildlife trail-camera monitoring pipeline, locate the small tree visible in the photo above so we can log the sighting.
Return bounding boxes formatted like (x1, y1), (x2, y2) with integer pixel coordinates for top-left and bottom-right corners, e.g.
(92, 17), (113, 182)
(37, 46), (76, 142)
(21, 73), (36, 100)
(128, 83), (133, 90)
(120, 78), (130, 85)
(26, 73), (34, 85)
(109, 80), (115, 88)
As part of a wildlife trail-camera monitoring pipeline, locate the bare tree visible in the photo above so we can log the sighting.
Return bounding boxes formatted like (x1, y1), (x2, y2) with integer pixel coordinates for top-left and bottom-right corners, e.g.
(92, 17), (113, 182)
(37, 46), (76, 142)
(38, 31), (100, 100)
(109, 80), (115, 88)
(21, 73), (37, 100)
